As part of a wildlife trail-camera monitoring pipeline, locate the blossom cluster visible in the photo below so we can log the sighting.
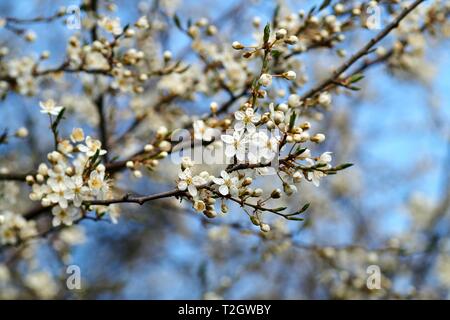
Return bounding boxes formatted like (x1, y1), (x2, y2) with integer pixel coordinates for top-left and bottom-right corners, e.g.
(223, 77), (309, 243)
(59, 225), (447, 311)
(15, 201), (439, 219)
(26, 101), (116, 228)
(0, 211), (37, 245)
(177, 89), (338, 230)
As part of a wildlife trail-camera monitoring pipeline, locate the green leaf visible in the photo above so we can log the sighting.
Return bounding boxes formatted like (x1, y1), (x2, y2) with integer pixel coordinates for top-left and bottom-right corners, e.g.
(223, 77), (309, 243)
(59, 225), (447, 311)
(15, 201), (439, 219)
(335, 163), (354, 170)
(295, 147), (307, 156)
(299, 202), (310, 213)
(272, 206), (287, 212)
(348, 86), (361, 91)
(349, 73), (365, 84)
(263, 22), (271, 43)
(287, 217), (304, 221)
(173, 14), (182, 30)
(271, 50), (282, 58)
(319, 0), (332, 11)
(289, 111), (297, 130)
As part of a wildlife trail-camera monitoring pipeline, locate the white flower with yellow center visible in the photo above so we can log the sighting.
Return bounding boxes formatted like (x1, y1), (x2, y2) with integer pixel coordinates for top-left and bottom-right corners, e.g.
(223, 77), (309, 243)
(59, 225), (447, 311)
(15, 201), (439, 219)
(51, 206), (80, 227)
(306, 152), (332, 187)
(78, 136), (107, 157)
(98, 16), (122, 35)
(221, 131), (248, 162)
(234, 108), (261, 133)
(46, 183), (72, 209)
(66, 175), (90, 207)
(39, 99), (63, 116)
(213, 171), (239, 196)
(177, 168), (207, 197)
(88, 170), (109, 199)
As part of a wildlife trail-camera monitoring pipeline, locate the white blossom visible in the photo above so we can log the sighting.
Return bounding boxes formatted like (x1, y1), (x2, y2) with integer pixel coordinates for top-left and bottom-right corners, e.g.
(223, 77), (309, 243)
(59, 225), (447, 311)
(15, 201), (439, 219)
(221, 131), (248, 162)
(39, 99), (63, 116)
(177, 168), (207, 197)
(78, 136), (107, 157)
(213, 171), (239, 196)
(193, 120), (214, 141)
(51, 206), (80, 227)
(98, 16), (122, 35)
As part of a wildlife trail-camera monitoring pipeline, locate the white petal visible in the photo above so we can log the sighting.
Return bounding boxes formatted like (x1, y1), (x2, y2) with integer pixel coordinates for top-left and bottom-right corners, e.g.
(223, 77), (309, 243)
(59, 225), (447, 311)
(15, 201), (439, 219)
(251, 114), (261, 123)
(234, 111), (245, 120)
(236, 149), (246, 162)
(225, 146), (236, 158)
(213, 178), (224, 185)
(188, 184), (198, 197)
(221, 134), (235, 144)
(221, 171), (229, 180)
(178, 180), (188, 190)
(229, 186), (239, 197)
(192, 176), (206, 186)
(234, 121), (245, 132)
(219, 185), (229, 196)
(52, 217), (61, 227)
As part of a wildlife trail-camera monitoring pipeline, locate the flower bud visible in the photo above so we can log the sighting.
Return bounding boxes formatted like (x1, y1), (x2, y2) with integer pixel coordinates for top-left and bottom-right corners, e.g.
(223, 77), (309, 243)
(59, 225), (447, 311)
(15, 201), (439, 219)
(15, 127), (28, 138)
(232, 41), (244, 50)
(242, 177), (252, 186)
(277, 103), (288, 112)
(125, 28), (135, 37)
(311, 133), (326, 143)
(258, 73), (272, 87)
(203, 210), (217, 218)
(283, 71), (296, 81)
(318, 91), (332, 107)
(271, 188), (282, 199)
(210, 101), (218, 113)
(273, 111), (285, 124)
(221, 202), (228, 213)
(300, 121), (311, 130)
(293, 171), (302, 183)
(253, 188), (263, 197)
(158, 140), (172, 152)
(285, 35), (298, 45)
(133, 170), (142, 178)
(144, 144), (154, 152)
(275, 28), (287, 40)
(288, 94), (302, 108)
(156, 126), (168, 139)
(260, 223), (271, 232)
(41, 198), (51, 207)
(156, 151), (168, 159)
(163, 50), (172, 61)
(283, 183), (296, 196)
